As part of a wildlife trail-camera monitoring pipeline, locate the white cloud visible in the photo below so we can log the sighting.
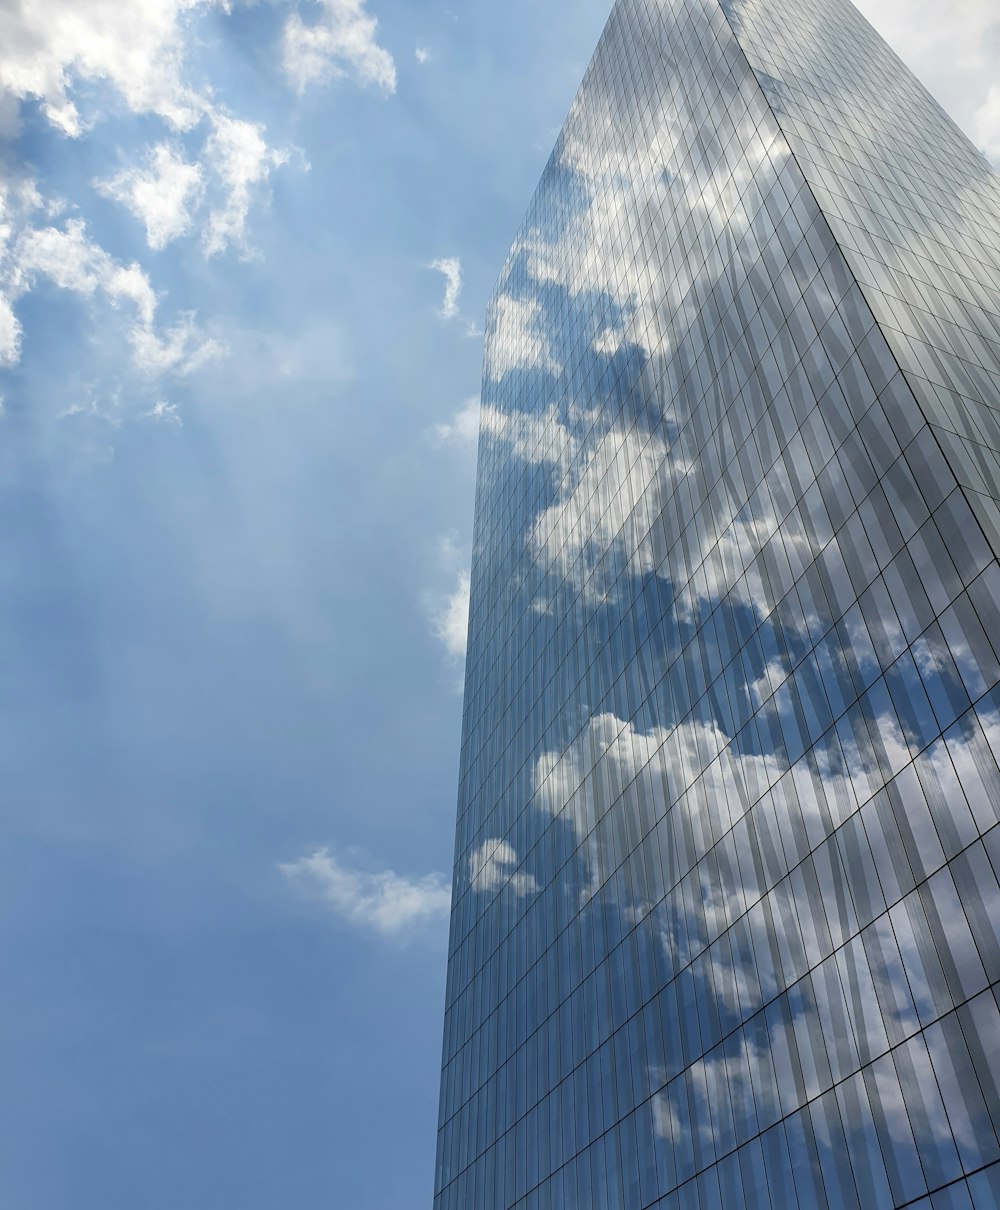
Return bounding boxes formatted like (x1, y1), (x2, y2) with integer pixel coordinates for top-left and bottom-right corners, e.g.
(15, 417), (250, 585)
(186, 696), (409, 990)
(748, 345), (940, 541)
(95, 118), (296, 259)
(0, 179), (42, 366)
(130, 313), (226, 376)
(427, 256), (481, 337)
(0, 294), (21, 367)
(415, 46), (431, 65)
(282, 0), (397, 94)
(280, 847), (450, 936)
(467, 838), (538, 898)
(431, 397), (479, 447)
(142, 400), (183, 427)
(428, 256), (462, 320)
(202, 114), (291, 258)
(0, 1), (297, 262)
(17, 219), (156, 323)
(0, 0), (221, 136)
(96, 143), (204, 251)
(431, 569), (471, 661)
(14, 217), (224, 375)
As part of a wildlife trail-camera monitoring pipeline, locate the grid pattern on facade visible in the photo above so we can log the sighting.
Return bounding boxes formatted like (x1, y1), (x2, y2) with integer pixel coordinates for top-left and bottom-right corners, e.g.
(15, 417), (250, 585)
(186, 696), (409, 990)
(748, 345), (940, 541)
(728, 0), (1000, 563)
(435, 0), (1000, 1206)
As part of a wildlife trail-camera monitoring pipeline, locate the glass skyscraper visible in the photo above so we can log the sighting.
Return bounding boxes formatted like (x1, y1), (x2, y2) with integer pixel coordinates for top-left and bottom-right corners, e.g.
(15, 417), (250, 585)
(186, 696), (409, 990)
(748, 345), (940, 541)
(435, 0), (1000, 1205)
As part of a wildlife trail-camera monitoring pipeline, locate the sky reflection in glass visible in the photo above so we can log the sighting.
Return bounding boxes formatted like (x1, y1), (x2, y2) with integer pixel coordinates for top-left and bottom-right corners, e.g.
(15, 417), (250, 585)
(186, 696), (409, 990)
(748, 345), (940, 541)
(436, 0), (1000, 1206)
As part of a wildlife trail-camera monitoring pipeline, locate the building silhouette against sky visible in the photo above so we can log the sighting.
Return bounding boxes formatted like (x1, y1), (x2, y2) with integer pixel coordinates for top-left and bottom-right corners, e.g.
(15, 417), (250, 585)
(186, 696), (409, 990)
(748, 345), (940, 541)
(435, 0), (1000, 1205)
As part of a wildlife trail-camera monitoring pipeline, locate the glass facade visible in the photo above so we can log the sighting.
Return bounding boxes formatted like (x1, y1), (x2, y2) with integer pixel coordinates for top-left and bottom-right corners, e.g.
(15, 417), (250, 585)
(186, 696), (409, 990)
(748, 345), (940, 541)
(435, 0), (1000, 1206)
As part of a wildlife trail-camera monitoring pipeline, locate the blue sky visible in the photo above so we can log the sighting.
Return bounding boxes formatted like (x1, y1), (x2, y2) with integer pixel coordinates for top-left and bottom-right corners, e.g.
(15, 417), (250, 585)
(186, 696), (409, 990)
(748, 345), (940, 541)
(0, 1), (996, 1207)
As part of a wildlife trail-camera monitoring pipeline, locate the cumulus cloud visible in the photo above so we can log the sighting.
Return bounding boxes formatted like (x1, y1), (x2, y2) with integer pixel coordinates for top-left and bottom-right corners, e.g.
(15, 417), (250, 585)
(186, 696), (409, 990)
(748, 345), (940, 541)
(0, 179), (43, 366)
(0, 295), (20, 367)
(0, 0), (303, 413)
(202, 114), (291, 258)
(14, 217), (224, 375)
(0, 0), (297, 263)
(0, 0), (220, 136)
(96, 143), (205, 251)
(282, 0), (397, 94)
(431, 569), (471, 661)
(280, 847), (450, 935)
(95, 118), (293, 259)
(17, 218), (157, 322)
(467, 838), (538, 898)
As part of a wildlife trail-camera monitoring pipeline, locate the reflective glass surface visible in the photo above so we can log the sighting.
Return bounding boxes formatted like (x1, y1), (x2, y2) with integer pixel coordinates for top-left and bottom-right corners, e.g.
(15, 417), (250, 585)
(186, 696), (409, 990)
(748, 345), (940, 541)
(435, 1), (1000, 1206)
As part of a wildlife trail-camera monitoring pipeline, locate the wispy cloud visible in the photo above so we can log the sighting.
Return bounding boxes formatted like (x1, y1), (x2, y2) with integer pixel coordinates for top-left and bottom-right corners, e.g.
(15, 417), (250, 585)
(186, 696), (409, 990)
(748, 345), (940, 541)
(428, 256), (462, 319)
(427, 256), (481, 336)
(282, 0), (397, 94)
(14, 217), (225, 375)
(142, 400), (183, 428)
(280, 847), (450, 936)
(415, 46), (431, 64)
(96, 143), (205, 251)
(201, 114), (292, 258)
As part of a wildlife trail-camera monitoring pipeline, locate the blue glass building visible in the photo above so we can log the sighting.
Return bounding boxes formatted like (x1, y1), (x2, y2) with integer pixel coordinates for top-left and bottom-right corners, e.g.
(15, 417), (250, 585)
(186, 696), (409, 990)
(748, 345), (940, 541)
(436, 0), (1000, 1205)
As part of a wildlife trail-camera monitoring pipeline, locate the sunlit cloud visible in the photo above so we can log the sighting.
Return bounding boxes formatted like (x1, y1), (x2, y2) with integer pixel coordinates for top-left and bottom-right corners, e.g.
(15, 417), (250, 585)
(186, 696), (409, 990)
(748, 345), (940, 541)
(14, 217), (225, 375)
(431, 569), (471, 662)
(0, 0), (220, 136)
(0, 0), (302, 415)
(96, 143), (205, 251)
(201, 114), (292, 258)
(282, 0), (397, 94)
(280, 847), (450, 936)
